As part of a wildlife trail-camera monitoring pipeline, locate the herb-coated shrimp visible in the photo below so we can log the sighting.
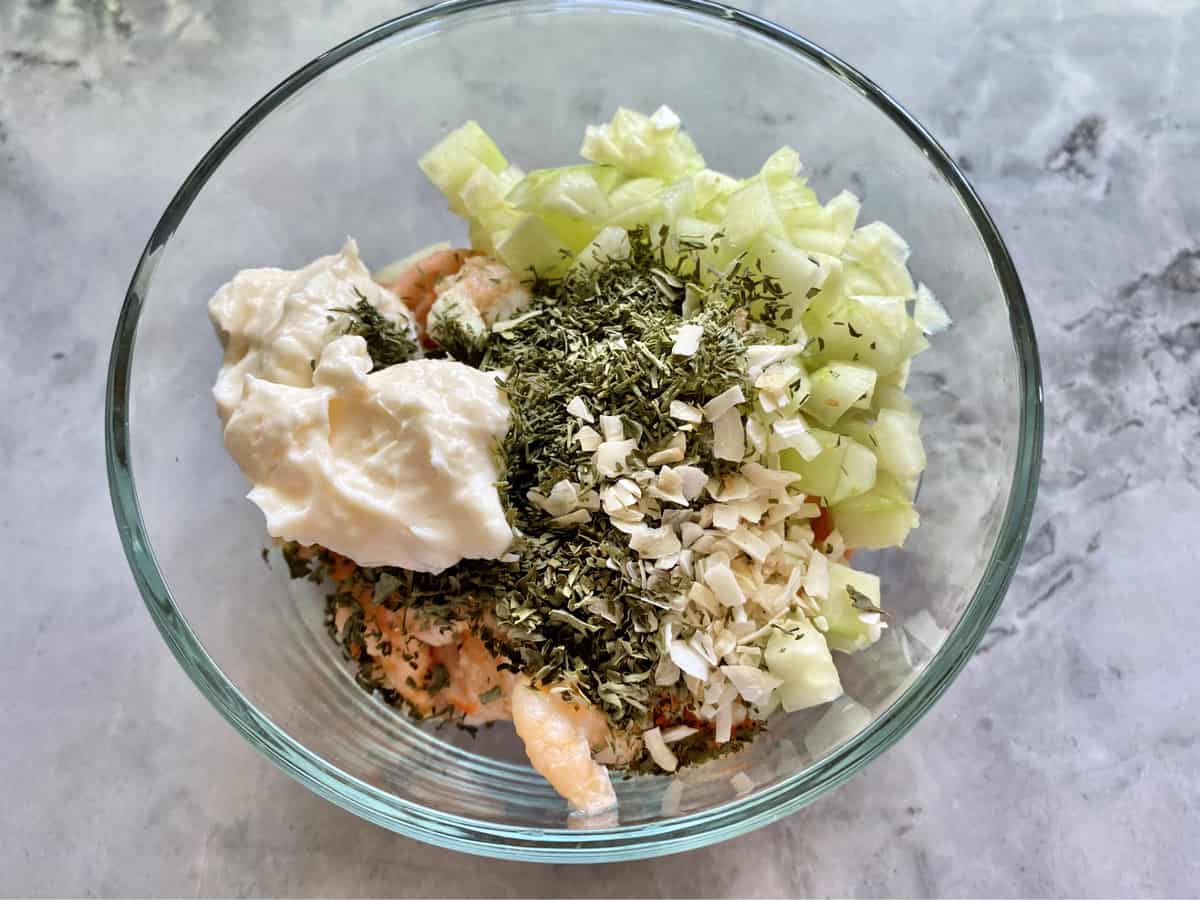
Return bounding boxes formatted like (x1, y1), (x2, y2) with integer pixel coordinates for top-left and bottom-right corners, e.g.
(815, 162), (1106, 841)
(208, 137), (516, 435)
(339, 593), (511, 722)
(321, 546), (619, 800)
(434, 631), (513, 724)
(364, 601), (441, 713)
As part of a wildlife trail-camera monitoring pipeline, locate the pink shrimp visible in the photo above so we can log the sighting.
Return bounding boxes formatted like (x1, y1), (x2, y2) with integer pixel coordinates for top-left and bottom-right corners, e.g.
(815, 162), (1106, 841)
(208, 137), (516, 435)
(384, 248), (478, 332)
(381, 249), (531, 341)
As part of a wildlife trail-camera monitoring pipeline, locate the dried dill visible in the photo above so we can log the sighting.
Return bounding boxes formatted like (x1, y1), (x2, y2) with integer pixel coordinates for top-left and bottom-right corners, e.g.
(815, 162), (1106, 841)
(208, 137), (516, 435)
(483, 224), (778, 495)
(334, 287), (419, 370)
(478, 685), (503, 705)
(425, 663), (451, 693)
(282, 542), (313, 579)
(846, 584), (888, 617)
(427, 308), (488, 367)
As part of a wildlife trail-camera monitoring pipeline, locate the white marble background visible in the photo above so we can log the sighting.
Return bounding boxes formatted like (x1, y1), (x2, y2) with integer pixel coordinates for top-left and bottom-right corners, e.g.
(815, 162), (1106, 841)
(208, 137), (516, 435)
(1, 0), (1198, 896)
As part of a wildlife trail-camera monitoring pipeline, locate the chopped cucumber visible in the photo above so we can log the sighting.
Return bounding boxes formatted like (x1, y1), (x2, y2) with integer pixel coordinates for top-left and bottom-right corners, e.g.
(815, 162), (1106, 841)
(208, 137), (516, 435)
(801, 362), (877, 427)
(574, 226), (632, 270)
(780, 431), (876, 504)
(802, 294), (926, 378)
(787, 190), (859, 256)
(747, 233), (820, 307)
(828, 409), (876, 445)
(605, 177), (666, 229)
(871, 382), (914, 414)
(723, 179), (786, 251)
(870, 408), (925, 481)
(765, 618), (844, 711)
(779, 429), (838, 496)
(658, 177), (696, 225)
(664, 215), (731, 273)
(841, 221), (916, 298)
(495, 214), (573, 278)
(878, 356), (913, 390)
(831, 473), (920, 549)
(459, 165), (523, 222)
(821, 562), (884, 652)
(824, 191), (862, 236)
(507, 164), (622, 221)
(419, 121), (508, 213)
(692, 168), (741, 220)
(580, 106), (706, 180)
(834, 439), (878, 503)
(536, 210), (602, 254)
(759, 145), (802, 181)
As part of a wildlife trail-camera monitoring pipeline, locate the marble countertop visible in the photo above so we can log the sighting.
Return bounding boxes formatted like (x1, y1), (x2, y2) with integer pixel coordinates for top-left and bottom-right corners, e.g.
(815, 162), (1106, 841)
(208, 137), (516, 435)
(2, 0), (1197, 896)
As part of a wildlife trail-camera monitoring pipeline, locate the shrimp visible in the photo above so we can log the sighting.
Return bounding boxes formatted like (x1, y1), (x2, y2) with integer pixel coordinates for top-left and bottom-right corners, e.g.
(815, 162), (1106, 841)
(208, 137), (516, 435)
(381, 248), (531, 337)
(433, 631), (513, 724)
(385, 248), (476, 331)
(344, 594), (511, 722)
(359, 600), (439, 713)
(510, 681), (617, 816)
(319, 548), (619, 809)
(430, 255), (531, 327)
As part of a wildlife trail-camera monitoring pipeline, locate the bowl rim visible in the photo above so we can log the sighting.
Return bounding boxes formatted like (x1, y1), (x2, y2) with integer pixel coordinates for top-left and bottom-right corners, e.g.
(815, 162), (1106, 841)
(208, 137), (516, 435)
(105, 0), (1043, 863)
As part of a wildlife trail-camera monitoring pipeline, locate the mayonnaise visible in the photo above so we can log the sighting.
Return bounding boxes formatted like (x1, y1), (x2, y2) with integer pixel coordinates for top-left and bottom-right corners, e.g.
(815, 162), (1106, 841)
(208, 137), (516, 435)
(210, 243), (514, 572)
(208, 239), (416, 424)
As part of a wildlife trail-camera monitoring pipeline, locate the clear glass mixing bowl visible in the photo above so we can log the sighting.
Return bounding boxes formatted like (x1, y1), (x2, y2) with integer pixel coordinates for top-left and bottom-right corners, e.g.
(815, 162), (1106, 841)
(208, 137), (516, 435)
(106, 0), (1042, 862)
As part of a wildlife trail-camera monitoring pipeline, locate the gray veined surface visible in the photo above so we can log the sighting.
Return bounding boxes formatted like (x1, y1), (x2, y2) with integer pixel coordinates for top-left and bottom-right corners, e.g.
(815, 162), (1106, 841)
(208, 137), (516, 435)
(1, 0), (1197, 895)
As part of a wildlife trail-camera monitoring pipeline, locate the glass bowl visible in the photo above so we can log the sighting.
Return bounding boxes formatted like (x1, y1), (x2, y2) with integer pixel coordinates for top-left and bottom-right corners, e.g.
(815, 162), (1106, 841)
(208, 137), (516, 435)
(105, 0), (1042, 862)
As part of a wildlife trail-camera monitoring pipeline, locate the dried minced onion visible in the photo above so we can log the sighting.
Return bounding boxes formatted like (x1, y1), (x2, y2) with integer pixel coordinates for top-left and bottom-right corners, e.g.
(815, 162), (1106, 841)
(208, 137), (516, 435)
(704, 563), (745, 607)
(661, 725), (699, 743)
(669, 639), (712, 679)
(669, 400), (703, 423)
(644, 727), (679, 772)
(566, 395), (594, 422)
(703, 385), (746, 421)
(599, 414), (625, 442)
(720, 664), (783, 704)
(671, 323), (704, 356)
(629, 524), (682, 559)
(711, 408), (745, 462)
(745, 343), (804, 377)
(595, 438), (638, 476)
(575, 424), (602, 451)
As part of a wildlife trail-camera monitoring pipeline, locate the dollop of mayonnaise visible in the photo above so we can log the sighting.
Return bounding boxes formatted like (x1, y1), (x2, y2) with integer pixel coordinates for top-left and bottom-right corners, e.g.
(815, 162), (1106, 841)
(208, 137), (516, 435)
(209, 239), (417, 424)
(210, 242), (513, 572)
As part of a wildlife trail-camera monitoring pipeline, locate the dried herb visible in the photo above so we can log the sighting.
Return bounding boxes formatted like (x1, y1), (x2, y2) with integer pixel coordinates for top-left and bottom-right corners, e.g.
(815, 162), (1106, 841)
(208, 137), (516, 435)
(426, 663), (451, 693)
(334, 288), (419, 370)
(427, 308), (488, 367)
(479, 685), (503, 705)
(846, 584), (888, 617)
(282, 542), (313, 579)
